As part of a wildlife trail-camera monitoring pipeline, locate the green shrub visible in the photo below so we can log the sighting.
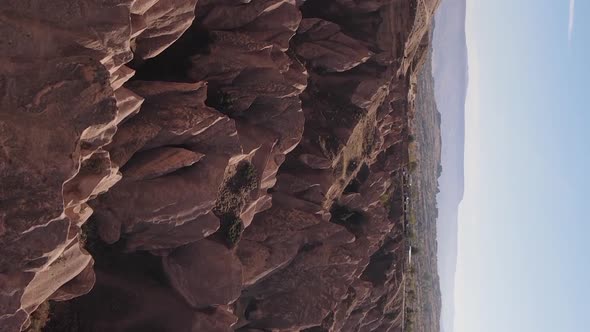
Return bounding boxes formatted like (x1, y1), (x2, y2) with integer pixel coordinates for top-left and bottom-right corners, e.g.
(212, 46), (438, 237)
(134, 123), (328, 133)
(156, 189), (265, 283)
(211, 90), (236, 115)
(80, 220), (99, 252)
(26, 301), (50, 332)
(213, 162), (257, 247)
(82, 156), (102, 174)
(227, 162), (257, 192)
(227, 217), (244, 245)
(379, 193), (391, 207)
(213, 162), (258, 217)
(217, 214), (244, 246)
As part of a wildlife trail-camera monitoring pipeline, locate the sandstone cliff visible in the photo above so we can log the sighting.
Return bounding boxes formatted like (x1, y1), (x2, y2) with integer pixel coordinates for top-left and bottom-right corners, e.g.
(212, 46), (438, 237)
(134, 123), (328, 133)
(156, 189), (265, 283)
(0, 1), (440, 331)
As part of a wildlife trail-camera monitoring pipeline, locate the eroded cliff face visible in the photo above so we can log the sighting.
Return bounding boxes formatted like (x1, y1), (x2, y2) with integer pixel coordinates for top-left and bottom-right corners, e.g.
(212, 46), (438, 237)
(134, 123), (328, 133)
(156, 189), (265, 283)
(0, 1), (439, 331)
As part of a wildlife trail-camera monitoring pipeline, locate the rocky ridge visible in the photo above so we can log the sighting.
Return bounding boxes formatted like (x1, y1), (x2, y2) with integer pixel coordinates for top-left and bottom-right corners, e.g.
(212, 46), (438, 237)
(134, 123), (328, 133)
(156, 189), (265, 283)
(0, 0), (440, 331)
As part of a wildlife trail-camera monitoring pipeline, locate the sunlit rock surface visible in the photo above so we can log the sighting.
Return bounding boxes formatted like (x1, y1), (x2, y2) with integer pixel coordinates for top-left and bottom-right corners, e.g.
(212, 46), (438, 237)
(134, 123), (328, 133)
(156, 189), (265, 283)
(0, 0), (440, 331)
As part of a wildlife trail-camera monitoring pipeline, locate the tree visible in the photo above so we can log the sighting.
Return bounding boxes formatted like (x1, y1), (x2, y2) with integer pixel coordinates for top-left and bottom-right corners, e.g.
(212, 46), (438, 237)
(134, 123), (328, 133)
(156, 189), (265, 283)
(409, 161), (418, 172)
(408, 134), (416, 143)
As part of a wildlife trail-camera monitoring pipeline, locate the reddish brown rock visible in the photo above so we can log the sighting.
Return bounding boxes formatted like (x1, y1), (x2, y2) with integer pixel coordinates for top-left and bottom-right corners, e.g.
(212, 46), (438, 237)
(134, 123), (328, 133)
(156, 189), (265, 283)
(163, 239), (243, 309)
(89, 81), (231, 251)
(192, 307), (239, 332)
(122, 147), (204, 181)
(49, 260), (96, 302)
(0, 56), (119, 331)
(1, 0), (441, 331)
(131, 0), (200, 59)
(48, 267), (237, 332)
(0, 0), (202, 329)
(198, 0), (302, 51)
(295, 18), (372, 72)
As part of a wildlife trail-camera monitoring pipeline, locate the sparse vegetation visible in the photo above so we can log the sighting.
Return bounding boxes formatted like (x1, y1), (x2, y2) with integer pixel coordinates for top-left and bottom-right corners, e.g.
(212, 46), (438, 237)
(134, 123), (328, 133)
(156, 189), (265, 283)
(361, 129), (376, 158)
(213, 161), (258, 246)
(25, 301), (50, 332)
(213, 162), (257, 216)
(227, 162), (257, 192)
(222, 214), (244, 246)
(80, 219), (99, 252)
(379, 193), (391, 207)
(330, 204), (364, 228)
(82, 156), (103, 175)
(209, 89), (236, 115)
(318, 135), (340, 159)
(407, 228), (417, 241)
(408, 212), (417, 226)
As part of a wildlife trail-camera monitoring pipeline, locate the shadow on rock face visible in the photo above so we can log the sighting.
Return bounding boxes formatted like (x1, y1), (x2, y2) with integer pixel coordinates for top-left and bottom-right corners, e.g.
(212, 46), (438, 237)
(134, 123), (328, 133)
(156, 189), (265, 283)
(129, 25), (213, 83)
(330, 203), (365, 236)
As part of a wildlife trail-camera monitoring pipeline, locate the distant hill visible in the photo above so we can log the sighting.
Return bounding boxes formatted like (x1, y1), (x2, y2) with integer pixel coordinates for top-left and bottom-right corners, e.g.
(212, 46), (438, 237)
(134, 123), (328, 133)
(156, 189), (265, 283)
(432, 0), (468, 331)
(411, 45), (443, 332)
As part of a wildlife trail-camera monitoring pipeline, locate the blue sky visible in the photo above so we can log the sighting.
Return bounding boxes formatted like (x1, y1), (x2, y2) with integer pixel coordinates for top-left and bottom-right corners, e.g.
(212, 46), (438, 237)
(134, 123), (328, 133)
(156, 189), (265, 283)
(456, 0), (590, 331)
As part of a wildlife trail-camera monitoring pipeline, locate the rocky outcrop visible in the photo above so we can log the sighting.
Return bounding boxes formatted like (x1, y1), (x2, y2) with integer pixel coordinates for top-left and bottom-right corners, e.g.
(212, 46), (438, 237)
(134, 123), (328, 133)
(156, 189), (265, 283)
(0, 1), (200, 330)
(0, 0), (440, 331)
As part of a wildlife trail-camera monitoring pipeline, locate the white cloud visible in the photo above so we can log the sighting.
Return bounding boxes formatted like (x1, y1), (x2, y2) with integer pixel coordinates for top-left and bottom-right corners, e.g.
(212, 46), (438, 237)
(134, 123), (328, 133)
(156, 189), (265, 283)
(569, 0), (576, 43)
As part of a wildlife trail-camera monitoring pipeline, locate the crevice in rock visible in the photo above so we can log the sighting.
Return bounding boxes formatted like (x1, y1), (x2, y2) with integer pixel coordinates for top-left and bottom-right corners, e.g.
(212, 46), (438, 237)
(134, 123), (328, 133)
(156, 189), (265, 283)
(129, 25), (213, 83)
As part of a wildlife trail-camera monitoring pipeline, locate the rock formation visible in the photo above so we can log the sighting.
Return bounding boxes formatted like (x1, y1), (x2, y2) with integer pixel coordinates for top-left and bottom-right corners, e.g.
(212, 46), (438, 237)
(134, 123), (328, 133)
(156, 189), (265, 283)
(0, 0), (440, 331)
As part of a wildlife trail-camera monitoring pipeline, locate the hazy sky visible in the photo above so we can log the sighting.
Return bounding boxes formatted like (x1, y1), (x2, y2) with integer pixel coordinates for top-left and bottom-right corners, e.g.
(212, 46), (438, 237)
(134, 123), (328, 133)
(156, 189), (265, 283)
(457, 0), (589, 331)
